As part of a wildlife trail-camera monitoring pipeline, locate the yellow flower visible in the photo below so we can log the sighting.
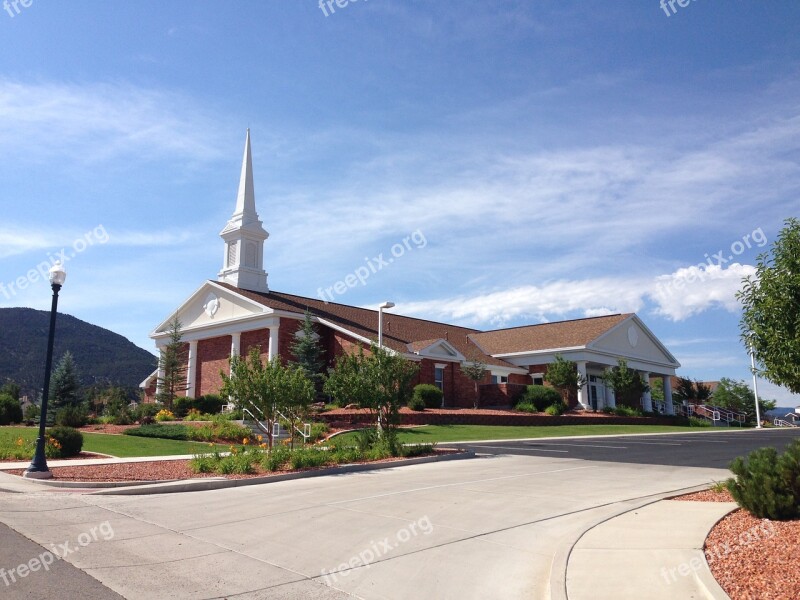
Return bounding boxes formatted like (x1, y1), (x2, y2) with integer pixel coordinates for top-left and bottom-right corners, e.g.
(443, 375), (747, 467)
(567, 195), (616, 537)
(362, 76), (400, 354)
(259, 443), (267, 449)
(242, 437), (250, 445)
(16, 438), (23, 446)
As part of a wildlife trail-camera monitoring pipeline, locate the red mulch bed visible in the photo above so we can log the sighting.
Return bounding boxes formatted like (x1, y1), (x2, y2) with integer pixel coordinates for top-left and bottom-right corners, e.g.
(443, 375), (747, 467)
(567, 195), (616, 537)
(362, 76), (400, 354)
(3, 450), (449, 482)
(672, 486), (800, 599)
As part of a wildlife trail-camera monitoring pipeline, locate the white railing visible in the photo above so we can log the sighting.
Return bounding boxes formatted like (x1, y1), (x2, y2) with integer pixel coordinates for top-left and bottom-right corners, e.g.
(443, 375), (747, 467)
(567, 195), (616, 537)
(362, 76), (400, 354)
(774, 418), (798, 428)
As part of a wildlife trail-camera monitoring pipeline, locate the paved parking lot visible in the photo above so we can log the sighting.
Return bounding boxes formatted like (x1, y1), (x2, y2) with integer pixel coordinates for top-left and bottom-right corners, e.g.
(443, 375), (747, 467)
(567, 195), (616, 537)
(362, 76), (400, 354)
(444, 428), (800, 469)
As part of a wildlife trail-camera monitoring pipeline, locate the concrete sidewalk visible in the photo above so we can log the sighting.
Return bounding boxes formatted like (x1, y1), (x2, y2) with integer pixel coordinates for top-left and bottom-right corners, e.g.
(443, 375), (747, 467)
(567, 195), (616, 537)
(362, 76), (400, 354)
(564, 499), (735, 600)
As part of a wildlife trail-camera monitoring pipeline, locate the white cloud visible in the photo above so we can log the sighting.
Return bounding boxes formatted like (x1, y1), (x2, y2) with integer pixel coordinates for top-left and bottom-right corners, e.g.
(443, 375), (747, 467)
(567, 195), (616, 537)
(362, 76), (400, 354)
(394, 262), (753, 328)
(648, 263), (756, 321)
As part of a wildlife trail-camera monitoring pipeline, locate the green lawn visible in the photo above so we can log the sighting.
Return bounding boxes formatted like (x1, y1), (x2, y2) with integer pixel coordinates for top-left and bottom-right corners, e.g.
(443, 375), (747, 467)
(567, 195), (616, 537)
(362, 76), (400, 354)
(334, 424), (720, 444)
(0, 427), (225, 458)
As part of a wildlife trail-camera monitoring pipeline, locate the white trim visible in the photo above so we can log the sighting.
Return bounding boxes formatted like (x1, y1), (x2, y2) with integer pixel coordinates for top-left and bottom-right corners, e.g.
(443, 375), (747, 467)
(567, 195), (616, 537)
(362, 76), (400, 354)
(410, 339), (466, 362)
(153, 315), (280, 345)
(139, 368), (158, 389)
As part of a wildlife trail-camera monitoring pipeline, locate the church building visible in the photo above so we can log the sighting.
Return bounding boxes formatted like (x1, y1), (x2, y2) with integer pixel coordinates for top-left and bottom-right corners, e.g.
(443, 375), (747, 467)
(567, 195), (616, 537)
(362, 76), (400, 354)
(141, 132), (681, 412)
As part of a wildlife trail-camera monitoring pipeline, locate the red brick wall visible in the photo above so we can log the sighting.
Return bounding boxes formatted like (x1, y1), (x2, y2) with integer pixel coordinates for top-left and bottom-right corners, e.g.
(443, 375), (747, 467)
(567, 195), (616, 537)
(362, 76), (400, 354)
(241, 329), (269, 361)
(479, 383), (527, 406)
(196, 335), (232, 397)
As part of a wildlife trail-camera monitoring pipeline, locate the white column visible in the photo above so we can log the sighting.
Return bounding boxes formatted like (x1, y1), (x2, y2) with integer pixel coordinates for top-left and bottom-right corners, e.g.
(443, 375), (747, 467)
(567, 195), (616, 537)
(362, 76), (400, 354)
(663, 376), (674, 415)
(576, 361), (589, 409)
(155, 361), (165, 401)
(186, 340), (198, 398)
(230, 332), (241, 374)
(268, 326), (280, 361)
(641, 371), (652, 412)
(606, 386), (616, 408)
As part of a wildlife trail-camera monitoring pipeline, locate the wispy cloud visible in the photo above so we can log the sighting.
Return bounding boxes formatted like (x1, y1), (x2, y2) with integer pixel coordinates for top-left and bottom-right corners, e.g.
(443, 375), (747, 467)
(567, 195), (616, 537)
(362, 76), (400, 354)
(0, 79), (228, 164)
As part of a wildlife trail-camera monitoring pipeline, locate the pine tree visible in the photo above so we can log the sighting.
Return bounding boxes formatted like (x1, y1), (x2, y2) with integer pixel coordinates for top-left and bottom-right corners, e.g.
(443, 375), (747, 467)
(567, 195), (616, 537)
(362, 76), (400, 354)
(289, 311), (326, 392)
(50, 351), (81, 409)
(156, 317), (188, 410)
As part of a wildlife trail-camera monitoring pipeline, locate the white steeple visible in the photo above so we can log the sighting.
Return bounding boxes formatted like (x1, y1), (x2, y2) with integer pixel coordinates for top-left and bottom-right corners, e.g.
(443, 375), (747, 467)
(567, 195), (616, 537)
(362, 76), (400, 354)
(217, 130), (270, 293)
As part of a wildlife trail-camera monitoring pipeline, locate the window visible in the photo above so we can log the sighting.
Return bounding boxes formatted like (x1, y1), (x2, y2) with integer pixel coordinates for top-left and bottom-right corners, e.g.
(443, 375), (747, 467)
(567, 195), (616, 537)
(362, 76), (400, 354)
(491, 374), (508, 384)
(532, 375), (544, 386)
(434, 366), (445, 391)
(227, 242), (237, 267)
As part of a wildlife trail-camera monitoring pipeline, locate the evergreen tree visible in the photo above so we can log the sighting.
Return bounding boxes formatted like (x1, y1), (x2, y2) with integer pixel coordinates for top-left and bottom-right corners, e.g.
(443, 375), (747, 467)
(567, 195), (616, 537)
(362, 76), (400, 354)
(545, 355), (586, 405)
(289, 311), (326, 391)
(156, 316), (188, 410)
(50, 351), (81, 409)
(603, 359), (648, 408)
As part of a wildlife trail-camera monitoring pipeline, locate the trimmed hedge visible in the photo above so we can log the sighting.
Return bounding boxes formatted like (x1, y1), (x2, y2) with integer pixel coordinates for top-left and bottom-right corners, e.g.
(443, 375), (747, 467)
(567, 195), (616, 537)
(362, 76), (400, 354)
(0, 393), (22, 425)
(124, 424), (190, 440)
(413, 384), (443, 409)
(47, 425), (83, 457)
(520, 385), (562, 411)
(174, 395), (225, 418)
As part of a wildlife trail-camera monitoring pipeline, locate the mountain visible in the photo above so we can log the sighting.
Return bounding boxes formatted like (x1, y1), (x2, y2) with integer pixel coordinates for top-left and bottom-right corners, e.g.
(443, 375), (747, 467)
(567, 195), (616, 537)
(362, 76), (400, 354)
(0, 308), (157, 397)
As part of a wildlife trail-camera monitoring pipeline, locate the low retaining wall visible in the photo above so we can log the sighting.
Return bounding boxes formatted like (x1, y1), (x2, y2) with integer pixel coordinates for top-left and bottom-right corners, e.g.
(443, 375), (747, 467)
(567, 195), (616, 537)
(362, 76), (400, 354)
(317, 409), (682, 427)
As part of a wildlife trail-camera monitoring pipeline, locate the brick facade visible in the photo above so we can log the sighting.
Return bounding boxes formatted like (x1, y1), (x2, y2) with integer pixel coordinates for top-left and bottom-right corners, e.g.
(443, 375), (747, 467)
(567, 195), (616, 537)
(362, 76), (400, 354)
(196, 335), (232, 398)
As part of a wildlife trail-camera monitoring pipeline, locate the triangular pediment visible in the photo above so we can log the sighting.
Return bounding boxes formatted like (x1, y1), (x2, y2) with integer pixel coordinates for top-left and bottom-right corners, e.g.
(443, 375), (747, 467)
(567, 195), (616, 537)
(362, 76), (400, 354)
(409, 339), (466, 361)
(589, 315), (679, 367)
(152, 281), (270, 335)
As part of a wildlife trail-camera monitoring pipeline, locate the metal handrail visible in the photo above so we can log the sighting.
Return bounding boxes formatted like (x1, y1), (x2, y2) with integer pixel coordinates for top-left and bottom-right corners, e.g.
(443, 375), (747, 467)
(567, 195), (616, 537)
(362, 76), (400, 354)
(276, 408), (311, 441)
(242, 407), (270, 436)
(774, 418), (798, 428)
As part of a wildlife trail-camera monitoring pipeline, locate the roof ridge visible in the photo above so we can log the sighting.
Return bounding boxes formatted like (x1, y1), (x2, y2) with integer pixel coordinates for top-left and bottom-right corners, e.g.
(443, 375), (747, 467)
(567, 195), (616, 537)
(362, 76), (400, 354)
(476, 313), (629, 335)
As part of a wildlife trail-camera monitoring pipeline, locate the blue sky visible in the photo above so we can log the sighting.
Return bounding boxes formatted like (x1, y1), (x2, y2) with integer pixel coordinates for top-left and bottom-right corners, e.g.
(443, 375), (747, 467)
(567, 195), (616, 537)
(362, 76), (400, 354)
(1, 1), (798, 403)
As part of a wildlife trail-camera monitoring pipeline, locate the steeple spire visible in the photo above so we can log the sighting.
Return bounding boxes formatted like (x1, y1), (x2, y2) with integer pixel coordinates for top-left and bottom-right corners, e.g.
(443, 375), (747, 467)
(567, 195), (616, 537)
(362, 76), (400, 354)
(233, 128), (257, 222)
(218, 130), (269, 293)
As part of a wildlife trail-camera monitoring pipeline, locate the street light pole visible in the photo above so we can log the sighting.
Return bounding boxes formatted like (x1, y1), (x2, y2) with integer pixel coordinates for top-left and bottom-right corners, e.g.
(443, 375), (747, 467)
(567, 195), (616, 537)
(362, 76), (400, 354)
(24, 262), (67, 479)
(378, 301), (395, 348)
(749, 342), (763, 429)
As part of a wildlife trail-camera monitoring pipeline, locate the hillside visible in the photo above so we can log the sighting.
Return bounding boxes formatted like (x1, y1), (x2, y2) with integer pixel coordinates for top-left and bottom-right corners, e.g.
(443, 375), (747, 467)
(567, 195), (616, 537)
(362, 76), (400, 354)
(0, 307), (157, 396)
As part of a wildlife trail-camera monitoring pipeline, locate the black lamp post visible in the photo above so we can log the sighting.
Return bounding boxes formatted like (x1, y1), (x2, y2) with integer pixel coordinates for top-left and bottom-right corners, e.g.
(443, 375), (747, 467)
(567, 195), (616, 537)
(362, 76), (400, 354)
(24, 262), (66, 479)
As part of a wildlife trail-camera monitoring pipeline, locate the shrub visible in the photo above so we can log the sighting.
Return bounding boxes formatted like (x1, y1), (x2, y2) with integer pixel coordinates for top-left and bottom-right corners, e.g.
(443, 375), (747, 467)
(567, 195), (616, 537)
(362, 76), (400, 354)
(0, 393), (23, 425)
(112, 410), (133, 425)
(515, 401), (538, 413)
(55, 404), (88, 428)
(124, 424), (190, 440)
(290, 448), (332, 470)
(135, 404), (161, 420)
(47, 425), (83, 457)
(726, 442), (800, 520)
(306, 422), (330, 443)
(355, 428), (378, 452)
(189, 419), (250, 443)
(155, 409), (175, 422)
(601, 406), (615, 414)
(688, 416), (712, 427)
(331, 446), (364, 464)
(400, 443), (435, 458)
(613, 405), (642, 417)
(140, 415), (155, 425)
(189, 453), (219, 473)
(521, 385), (562, 412)
(407, 396), (426, 411)
(544, 402), (567, 416)
(24, 404), (40, 422)
(218, 451), (256, 475)
(412, 384), (443, 409)
(261, 446), (291, 471)
(184, 408), (209, 421)
(174, 395), (225, 418)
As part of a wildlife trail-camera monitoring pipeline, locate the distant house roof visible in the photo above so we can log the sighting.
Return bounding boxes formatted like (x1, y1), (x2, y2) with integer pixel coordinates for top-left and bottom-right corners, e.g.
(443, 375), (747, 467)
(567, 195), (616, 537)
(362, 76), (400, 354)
(470, 314), (632, 355)
(214, 283), (515, 368)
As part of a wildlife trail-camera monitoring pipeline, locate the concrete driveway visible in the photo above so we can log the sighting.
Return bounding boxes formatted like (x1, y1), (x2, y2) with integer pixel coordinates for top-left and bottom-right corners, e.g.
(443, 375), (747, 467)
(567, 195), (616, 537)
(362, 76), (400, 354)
(0, 451), (730, 600)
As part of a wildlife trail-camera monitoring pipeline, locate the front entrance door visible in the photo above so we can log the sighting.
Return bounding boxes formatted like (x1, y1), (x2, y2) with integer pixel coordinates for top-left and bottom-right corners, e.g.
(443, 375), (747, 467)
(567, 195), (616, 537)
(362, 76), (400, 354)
(589, 375), (605, 410)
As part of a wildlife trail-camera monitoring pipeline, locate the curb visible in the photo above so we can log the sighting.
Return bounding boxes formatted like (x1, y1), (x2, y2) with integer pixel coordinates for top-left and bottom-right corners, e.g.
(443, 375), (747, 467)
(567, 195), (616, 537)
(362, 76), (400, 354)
(548, 483), (730, 600)
(79, 449), (475, 495)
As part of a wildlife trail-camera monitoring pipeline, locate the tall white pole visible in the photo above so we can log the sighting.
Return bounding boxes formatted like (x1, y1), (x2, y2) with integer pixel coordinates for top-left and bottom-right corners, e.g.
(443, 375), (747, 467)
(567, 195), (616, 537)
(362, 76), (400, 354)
(378, 306), (384, 348)
(750, 344), (763, 429)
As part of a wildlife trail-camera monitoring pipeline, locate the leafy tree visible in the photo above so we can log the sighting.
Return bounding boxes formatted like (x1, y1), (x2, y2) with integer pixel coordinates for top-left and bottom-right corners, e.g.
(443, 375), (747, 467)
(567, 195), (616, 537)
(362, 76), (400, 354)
(156, 316), (188, 410)
(650, 378), (664, 402)
(289, 311), (326, 391)
(545, 355), (586, 405)
(713, 377), (776, 424)
(0, 393), (22, 425)
(738, 218), (800, 393)
(673, 377), (711, 403)
(460, 359), (487, 409)
(603, 359), (649, 408)
(50, 351), (81, 410)
(324, 344), (419, 441)
(221, 348), (315, 449)
(1, 380), (20, 402)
